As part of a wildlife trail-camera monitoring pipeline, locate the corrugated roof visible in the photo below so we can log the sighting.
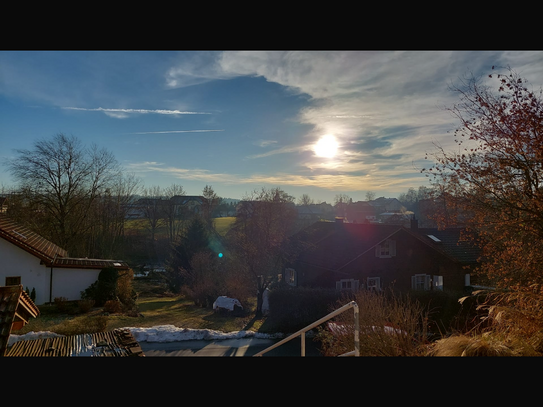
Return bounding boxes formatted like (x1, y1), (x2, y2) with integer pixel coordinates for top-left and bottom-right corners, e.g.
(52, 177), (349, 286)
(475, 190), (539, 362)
(0, 214), (67, 262)
(5, 328), (144, 357)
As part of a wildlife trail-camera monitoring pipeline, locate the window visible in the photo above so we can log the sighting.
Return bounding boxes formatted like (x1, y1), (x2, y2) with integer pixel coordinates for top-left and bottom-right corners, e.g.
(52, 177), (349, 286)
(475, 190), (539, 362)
(375, 239), (396, 258)
(5, 276), (21, 286)
(411, 274), (443, 291)
(412, 274), (430, 290)
(284, 268), (296, 286)
(433, 275), (443, 291)
(367, 277), (381, 292)
(336, 279), (360, 291)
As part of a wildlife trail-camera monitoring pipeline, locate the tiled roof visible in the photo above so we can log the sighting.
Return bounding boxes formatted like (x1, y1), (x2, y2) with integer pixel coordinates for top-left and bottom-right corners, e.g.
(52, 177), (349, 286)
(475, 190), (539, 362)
(292, 221), (402, 271)
(0, 285), (40, 357)
(410, 227), (482, 264)
(0, 214), (68, 262)
(5, 328), (144, 357)
(291, 221), (482, 272)
(53, 258), (130, 270)
(0, 215), (131, 269)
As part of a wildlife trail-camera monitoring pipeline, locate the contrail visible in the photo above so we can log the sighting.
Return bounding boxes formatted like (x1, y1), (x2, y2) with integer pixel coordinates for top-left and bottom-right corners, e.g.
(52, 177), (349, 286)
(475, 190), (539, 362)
(126, 130), (225, 135)
(62, 107), (211, 115)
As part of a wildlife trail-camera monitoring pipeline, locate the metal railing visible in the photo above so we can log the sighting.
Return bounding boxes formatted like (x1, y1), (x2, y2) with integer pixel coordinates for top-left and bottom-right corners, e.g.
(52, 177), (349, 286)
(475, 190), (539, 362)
(253, 301), (359, 357)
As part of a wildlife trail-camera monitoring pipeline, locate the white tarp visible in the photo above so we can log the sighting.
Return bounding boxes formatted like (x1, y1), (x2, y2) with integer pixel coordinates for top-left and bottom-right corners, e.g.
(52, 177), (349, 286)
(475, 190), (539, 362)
(213, 296), (243, 311)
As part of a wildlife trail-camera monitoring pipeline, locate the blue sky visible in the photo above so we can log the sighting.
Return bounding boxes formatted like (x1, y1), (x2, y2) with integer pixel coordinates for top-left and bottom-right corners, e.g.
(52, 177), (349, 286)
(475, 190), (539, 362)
(1, 50), (543, 203)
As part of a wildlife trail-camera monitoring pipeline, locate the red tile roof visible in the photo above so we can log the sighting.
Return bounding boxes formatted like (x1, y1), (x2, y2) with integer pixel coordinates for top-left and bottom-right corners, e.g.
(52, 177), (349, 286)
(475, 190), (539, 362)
(0, 215), (130, 270)
(0, 215), (67, 262)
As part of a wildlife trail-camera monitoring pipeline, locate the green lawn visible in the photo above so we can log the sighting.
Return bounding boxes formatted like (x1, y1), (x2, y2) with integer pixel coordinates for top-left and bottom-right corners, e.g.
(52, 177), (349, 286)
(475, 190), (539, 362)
(213, 217), (236, 236)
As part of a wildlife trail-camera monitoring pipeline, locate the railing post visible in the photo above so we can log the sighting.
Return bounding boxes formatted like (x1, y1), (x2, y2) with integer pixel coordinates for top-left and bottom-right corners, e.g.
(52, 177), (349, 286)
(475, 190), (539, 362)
(353, 302), (359, 357)
(253, 301), (359, 357)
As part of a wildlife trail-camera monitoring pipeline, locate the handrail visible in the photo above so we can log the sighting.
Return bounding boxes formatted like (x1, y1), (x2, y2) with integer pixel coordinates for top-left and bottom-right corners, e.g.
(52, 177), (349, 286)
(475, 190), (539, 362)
(253, 301), (359, 357)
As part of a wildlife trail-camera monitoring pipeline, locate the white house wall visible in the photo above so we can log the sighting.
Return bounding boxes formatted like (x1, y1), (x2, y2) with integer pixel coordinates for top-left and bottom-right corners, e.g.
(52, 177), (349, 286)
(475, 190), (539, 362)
(0, 237), (49, 305)
(0, 238), (102, 305)
(50, 267), (100, 303)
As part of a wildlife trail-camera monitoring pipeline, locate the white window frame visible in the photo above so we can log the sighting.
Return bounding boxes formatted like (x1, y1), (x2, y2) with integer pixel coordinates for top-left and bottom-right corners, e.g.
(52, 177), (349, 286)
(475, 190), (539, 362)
(284, 268), (296, 286)
(336, 278), (360, 291)
(433, 275), (444, 291)
(367, 277), (381, 292)
(375, 239), (396, 258)
(412, 274), (431, 290)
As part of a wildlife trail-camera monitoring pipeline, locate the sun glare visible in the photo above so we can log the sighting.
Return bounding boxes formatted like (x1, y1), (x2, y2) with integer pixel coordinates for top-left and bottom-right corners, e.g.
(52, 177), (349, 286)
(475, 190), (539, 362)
(314, 135), (338, 158)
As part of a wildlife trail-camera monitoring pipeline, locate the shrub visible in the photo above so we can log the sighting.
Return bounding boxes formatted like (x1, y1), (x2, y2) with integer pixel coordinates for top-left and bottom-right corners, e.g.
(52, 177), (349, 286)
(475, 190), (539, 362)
(77, 299), (95, 313)
(54, 297), (69, 313)
(265, 287), (343, 333)
(316, 289), (430, 357)
(81, 267), (138, 312)
(104, 300), (123, 314)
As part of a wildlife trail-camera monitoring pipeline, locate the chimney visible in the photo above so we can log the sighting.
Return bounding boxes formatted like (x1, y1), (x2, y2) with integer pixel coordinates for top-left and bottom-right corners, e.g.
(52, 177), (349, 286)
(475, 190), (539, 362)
(410, 215), (418, 230)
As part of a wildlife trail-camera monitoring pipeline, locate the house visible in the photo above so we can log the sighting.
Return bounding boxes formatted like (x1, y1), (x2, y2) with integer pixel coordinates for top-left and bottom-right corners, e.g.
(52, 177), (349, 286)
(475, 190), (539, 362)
(368, 197), (406, 213)
(0, 197), (7, 214)
(0, 285), (40, 356)
(297, 202), (334, 221)
(344, 201), (378, 224)
(0, 214), (130, 305)
(284, 218), (481, 294)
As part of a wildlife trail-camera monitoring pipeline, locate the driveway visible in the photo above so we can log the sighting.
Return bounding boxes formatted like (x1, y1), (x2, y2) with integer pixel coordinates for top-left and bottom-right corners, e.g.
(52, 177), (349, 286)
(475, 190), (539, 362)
(139, 337), (322, 357)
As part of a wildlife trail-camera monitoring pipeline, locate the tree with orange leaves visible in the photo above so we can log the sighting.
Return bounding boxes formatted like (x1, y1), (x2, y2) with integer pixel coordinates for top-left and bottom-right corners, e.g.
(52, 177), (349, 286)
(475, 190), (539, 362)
(426, 67), (543, 293)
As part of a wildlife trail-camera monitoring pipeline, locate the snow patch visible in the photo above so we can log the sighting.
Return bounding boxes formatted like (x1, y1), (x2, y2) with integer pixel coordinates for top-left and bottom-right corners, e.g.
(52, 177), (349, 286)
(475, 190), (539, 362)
(8, 325), (285, 346)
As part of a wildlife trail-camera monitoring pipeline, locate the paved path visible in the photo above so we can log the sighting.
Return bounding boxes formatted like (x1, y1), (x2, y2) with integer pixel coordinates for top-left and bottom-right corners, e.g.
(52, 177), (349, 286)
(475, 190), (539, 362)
(139, 337), (322, 357)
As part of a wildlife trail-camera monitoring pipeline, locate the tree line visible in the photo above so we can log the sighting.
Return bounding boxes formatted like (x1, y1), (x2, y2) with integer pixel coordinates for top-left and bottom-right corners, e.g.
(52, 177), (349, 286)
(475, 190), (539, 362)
(3, 66), (543, 313)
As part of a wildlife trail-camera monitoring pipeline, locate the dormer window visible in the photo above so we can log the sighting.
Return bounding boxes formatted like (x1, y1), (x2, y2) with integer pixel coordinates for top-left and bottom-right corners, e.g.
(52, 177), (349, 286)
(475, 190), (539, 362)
(375, 239), (396, 258)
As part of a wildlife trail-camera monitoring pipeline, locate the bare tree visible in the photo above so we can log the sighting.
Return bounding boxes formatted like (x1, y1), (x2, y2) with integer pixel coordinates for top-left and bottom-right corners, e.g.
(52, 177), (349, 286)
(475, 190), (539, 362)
(297, 193), (314, 206)
(87, 172), (141, 258)
(6, 133), (121, 256)
(201, 185), (220, 228)
(163, 183), (186, 243)
(226, 187), (298, 316)
(139, 185), (165, 260)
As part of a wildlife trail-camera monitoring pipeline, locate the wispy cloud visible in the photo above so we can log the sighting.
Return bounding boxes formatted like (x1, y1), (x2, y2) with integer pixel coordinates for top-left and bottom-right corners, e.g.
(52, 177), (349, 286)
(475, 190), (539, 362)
(126, 161), (237, 183)
(255, 139), (278, 147)
(62, 107), (211, 119)
(245, 144), (312, 159)
(126, 160), (422, 193)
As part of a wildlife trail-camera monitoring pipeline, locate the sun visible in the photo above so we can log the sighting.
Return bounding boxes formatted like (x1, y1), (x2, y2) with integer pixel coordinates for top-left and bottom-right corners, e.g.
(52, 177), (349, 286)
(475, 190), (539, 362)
(314, 135), (338, 158)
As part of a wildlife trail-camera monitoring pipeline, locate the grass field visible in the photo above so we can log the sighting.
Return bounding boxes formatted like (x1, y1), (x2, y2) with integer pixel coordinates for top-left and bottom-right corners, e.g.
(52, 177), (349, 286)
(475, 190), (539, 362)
(13, 277), (264, 337)
(213, 217), (236, 236)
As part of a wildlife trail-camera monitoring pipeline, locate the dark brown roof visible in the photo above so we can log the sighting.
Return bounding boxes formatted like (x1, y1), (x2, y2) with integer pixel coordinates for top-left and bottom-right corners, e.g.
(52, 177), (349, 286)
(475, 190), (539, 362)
(53, 258), (130, 270)
(0, 215), (67, 262)
(291, 221), (482, 272)
(0, 285), (40, 357)
(410, 227), (481, 264)
(291, 221), (402, 272)
(5, 328), (144, 357)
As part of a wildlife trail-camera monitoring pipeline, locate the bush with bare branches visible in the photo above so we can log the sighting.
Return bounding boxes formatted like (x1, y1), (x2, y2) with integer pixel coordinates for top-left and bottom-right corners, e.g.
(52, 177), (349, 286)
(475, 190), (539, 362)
(316, 290), (430, 357)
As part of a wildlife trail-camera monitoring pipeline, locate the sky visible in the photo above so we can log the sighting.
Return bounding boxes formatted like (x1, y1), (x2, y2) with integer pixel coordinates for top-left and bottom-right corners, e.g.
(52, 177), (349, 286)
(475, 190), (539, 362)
(1, 50), (543, 204)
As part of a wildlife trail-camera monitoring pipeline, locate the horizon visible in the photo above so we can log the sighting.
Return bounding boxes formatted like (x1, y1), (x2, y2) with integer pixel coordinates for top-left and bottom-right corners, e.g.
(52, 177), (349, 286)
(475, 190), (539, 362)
(2, 51), (543, 203)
